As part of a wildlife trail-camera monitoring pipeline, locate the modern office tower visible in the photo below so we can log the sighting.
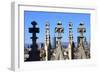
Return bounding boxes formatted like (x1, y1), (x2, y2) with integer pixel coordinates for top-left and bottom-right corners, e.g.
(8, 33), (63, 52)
(27, 21), (40, 61)
(54, 21), (64, 60)
(52, 36), (56, 49)
(84, 37), (89, 49)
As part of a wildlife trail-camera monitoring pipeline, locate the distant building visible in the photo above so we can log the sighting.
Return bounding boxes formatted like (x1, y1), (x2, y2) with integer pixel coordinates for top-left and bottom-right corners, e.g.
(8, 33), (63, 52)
(52, 36), (56, 49)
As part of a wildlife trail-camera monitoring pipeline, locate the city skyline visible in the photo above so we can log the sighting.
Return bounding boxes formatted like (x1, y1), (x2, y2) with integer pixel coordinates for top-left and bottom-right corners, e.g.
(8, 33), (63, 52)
(24, 11), (90, 45)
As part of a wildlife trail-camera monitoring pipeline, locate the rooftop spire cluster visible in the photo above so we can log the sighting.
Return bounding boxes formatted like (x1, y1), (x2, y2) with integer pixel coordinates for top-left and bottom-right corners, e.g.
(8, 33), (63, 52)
(24, 20), (90, 61)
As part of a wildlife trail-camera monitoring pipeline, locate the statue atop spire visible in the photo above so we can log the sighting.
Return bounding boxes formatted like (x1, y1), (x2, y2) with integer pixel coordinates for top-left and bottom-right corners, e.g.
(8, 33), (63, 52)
(54, 21), (64, 60)
(76, 22), (87, 59)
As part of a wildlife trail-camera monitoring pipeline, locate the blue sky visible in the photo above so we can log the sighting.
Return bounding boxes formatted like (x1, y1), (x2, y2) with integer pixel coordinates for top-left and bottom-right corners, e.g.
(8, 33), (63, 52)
(24, 11), (90, 44)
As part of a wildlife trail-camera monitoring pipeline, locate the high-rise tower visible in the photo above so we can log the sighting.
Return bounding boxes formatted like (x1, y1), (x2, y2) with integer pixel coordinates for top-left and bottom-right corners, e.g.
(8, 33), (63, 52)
(53, 36), (56, 49)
